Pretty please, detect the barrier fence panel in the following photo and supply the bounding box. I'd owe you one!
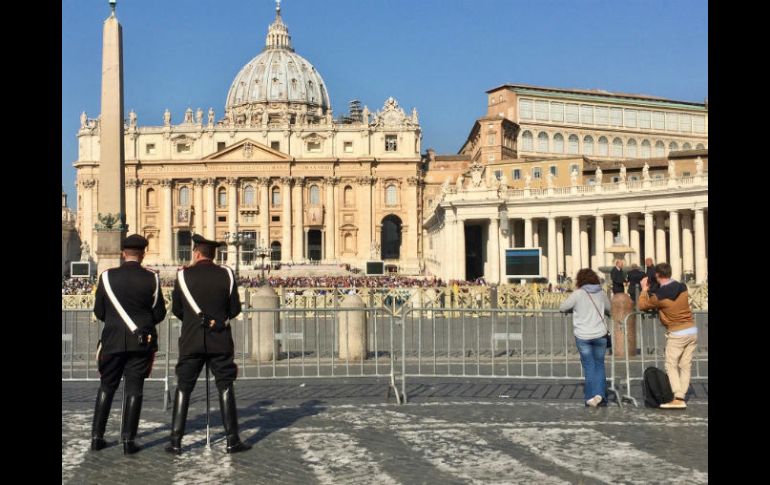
[399,308,622,405]
[620,311,708,407]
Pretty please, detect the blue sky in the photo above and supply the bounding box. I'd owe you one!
[62,0,707,205]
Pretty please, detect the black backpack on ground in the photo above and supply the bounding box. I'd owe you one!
[642,366,674,408]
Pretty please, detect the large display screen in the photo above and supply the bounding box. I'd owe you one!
[70,262,91,278]
[366,261,384,275]
[504,248,542,279]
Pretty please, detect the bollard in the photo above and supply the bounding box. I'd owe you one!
[338,294,367,361]
[251,285,279,362]
[611,292,637,358]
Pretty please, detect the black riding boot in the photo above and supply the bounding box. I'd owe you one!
[165,389,190,455]
[122,395,143,454]
[91,387,114,451]
[219,385,251,453]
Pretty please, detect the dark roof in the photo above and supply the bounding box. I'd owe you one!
[583,157,669,170]
[486,83,705,107]
[668,149,708,159]
[434,155,469,161]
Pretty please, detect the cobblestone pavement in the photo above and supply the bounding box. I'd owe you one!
[63,380,707,484]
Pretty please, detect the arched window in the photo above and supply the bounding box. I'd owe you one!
[641,140,651,158]
[696,143,705,150]
[272,186,281,207]
[385,184,397,206]
[655,141,665,157]
[626,139,638,158]
[669,141,679,152]
[583,136,594,155]
[682,142,692,150]
[537,132,549,152]
[344,185,354,207]
[243,185,255,206]
[521,131,533,151]
[567,134,579,154]
[146,188,156,207]
[179,186,190,206]
[309,184,320,205]
[611,137,623,157]
[598,136,609,156]
[553,133,564,153]
[218,187,227,208]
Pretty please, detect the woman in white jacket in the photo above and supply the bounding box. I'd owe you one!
[559,268,612,407]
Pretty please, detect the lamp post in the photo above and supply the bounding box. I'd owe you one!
[224,223,254,279]
[255,245,272,284]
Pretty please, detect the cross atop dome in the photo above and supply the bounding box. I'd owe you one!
[266,0,292,51]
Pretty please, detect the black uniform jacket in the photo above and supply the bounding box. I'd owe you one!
[172,260,241,355]
[94,261,167,354]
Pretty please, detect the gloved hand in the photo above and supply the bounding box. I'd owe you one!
[133,327,153,345]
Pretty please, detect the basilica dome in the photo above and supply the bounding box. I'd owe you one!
[224,4,331,121]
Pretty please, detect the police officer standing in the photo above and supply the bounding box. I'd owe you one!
[91,234,166,454]
[165,235,251,454]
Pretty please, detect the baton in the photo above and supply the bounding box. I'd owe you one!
[205,359,211,448]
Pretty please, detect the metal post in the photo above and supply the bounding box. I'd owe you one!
[205,360,211,448]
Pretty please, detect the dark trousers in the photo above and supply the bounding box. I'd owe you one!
[175,353,238,393]
[98,351,155,395]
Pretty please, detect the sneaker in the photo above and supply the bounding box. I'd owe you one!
[586,395,602,407]
[660,398,687,409]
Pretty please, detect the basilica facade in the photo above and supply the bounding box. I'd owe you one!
[75,5,423,273]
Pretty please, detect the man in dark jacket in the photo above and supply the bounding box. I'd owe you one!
[165,235,251,454]
[91,234,166,454]
[626,264,646,303]
[610,259,626,294]
[645,257,659,293]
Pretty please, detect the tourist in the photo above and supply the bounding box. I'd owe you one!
[611,259,626,294]
[626,264,646,303]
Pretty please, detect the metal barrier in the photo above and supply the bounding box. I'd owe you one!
[619,311,708,407]
[398,308,622,406]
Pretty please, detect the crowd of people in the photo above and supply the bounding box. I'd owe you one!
[61,278,95,295]
[239,275,491,289]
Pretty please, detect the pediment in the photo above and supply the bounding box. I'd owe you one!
[203,138,292,162]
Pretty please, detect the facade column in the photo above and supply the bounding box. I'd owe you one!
[304,229,309,261]
[258,177,271,247]
[629,215,640,266]
[192,178,204,236]
[570,216,581,277]
[160,179,173,264]
[579,218,589,272]
[594,214,605,272]
[324,177,338,262]
[694,208,707,283]
[556,219,565,279]
[357,177,372,261]
[406,177,419,269]
[79,180,96,250]
[125,179,139,235]
[681,212,694,279]
[669,210,681,281]
[620,213,630,264]
[226,177,238,266]
[644,212,654,264]
[204,178,216,241]
[488,218,500,284]
[456,218,466,281]
[293,179,305,262]
[280,177,293,262]
[603,215,614,266]
[547,217,557,284]
[523,217,533,247]
[655,213,667,264]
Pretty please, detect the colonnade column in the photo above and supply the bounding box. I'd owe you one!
[620,213,630,264]
[644,212,654,264]
[681,212,694,279]
[579,218,589,272]
[594,214,605,272]
[570,216,581,277]
[694,209,707,283]
[488,218,500,284]
[547,217,557,284]
[629,215,640,266]
[603,215,613,266]
[524,217,533,247]
[655,213,667,264]
[556,219,565,279]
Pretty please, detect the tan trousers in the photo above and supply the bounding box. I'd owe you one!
[664,333,698,400]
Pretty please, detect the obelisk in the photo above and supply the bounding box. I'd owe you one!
[95,0,126,273]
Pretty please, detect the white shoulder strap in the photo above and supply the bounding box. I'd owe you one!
[222,265,234,295]
[178,269,202,315]
[150,271,160,307]
[102,271,138,332]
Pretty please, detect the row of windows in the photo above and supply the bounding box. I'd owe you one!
[519,131,705,158]
[495,163,581,182]
[145,184,400,208]
[518,98,706,134]
[146,138,381,156]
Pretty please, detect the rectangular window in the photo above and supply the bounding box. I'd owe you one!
[679,114,691,133]
[683,171,691,177]
[610,107,623,126]
[550,102,564,122]
[343,141,353,153]
[145,143,156,155]
[271,215,280,222]
[692,115,706,133]
[639,110,651,129]
[666,112,678,131]
[513,169,521,180]
[217,142,226,151]
[494,170,502,180]
[519,99,533,119]
[652,111,665,130]
[569,163,579,174]
[487,134,496,145]
[217,216,226,222]
[565,103,579,123]
[270,141,280,151]
[176,143,191,153]
[533,167,542,179]
[535,100,549,120]
[385,135,398,151]
[549,166,557,176]
[580,105,594,124]
[624,109,637,128]
[595,106,609,125]
[307,141,321,152]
